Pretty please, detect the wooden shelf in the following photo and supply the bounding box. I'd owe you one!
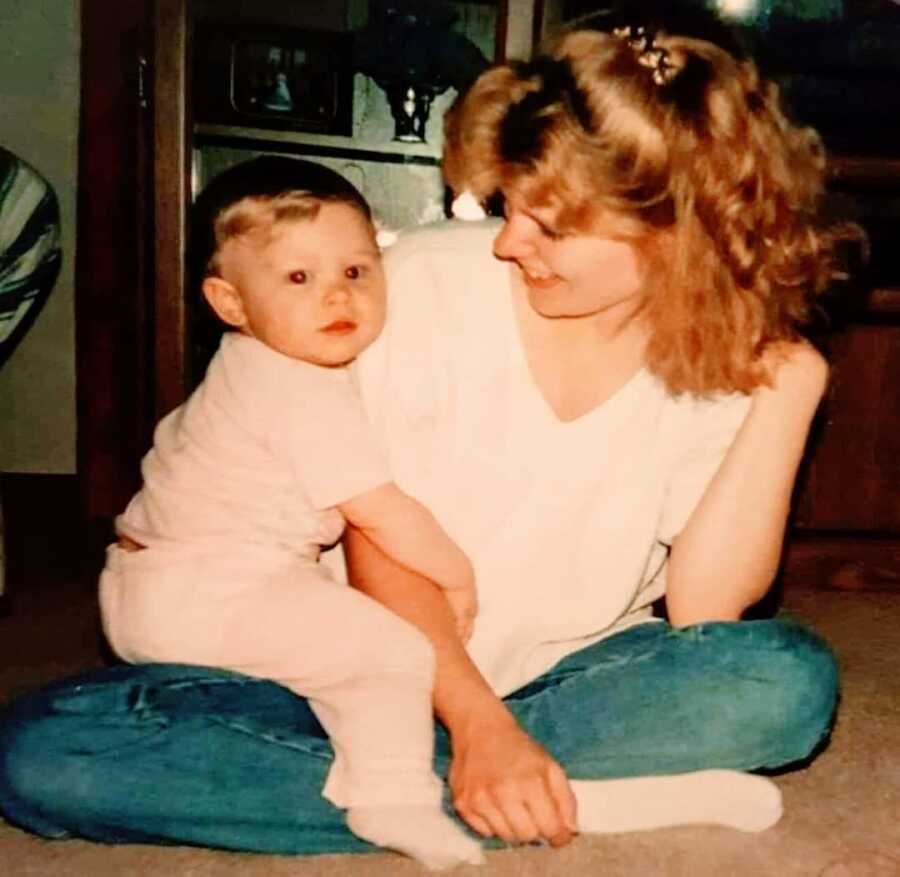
[194,124,442,166]
[828,155,900,185]
[195,120,442,160]
[868,287,900,319]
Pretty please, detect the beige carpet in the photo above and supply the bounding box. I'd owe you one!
[1,580,898,876]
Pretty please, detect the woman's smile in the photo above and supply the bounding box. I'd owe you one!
[520,269,561,291]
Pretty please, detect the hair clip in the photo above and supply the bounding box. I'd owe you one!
[612,25,678,86]
[613,25,649,53]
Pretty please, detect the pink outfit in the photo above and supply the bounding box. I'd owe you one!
[100,332,442,809]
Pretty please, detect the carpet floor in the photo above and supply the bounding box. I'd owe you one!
[1,577,898,876]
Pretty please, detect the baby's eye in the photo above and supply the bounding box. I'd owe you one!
[288,270,307,284]
[345,265,364,280]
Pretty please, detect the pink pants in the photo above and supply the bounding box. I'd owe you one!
[99,544,442,809]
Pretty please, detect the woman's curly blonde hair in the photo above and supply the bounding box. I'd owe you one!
[443,29,862,395]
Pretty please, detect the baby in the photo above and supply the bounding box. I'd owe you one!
[99,156,484,869]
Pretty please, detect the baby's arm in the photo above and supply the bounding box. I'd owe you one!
[338,484,477,641]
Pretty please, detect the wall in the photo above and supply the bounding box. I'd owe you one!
[0,0,80,473]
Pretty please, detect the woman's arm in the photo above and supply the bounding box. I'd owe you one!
[339,483,477,639]
[667,342,829,625]
[343,524,578,846]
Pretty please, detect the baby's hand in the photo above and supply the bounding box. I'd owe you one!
[443,583,478,643]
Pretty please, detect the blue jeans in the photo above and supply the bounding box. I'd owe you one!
[0,618,838,855]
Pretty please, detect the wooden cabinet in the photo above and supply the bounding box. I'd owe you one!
[796,323,900,534]
[762,8,900,588]
[785,281,900,589]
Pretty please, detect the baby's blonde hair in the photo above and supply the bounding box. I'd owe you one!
[193,155,373,283]
[206,192,338,277]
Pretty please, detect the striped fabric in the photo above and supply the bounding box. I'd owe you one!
[0,147,61,368]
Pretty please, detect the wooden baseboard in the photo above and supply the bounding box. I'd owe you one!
[781,534,900,591]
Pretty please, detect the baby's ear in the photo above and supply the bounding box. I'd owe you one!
[202,276,247,329]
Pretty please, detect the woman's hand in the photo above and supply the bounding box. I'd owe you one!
[345,525,576,845]
[449,713,578,847]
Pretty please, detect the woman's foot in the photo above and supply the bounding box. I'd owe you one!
[572,770,783,834]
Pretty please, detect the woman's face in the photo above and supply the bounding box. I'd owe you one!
[493,191,645,321]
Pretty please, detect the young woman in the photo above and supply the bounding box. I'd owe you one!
[0,18,854,858]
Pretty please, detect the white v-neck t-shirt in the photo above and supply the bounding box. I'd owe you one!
[344,219,751,697]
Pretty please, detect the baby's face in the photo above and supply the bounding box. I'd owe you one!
[218,202,386,367]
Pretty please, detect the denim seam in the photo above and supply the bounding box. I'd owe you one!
[159,678,265,692]
[208,716,332,761]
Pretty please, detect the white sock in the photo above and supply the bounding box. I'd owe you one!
[347,804,485,870]
[572,770,783,834]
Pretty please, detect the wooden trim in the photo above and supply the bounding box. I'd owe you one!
[531,0,545,52]
[781,535,900,592]
[153,0,191,419]
[76,0,154,517]
[867,288,900,319]
[495,0,509,63]
[828,155,900,185]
